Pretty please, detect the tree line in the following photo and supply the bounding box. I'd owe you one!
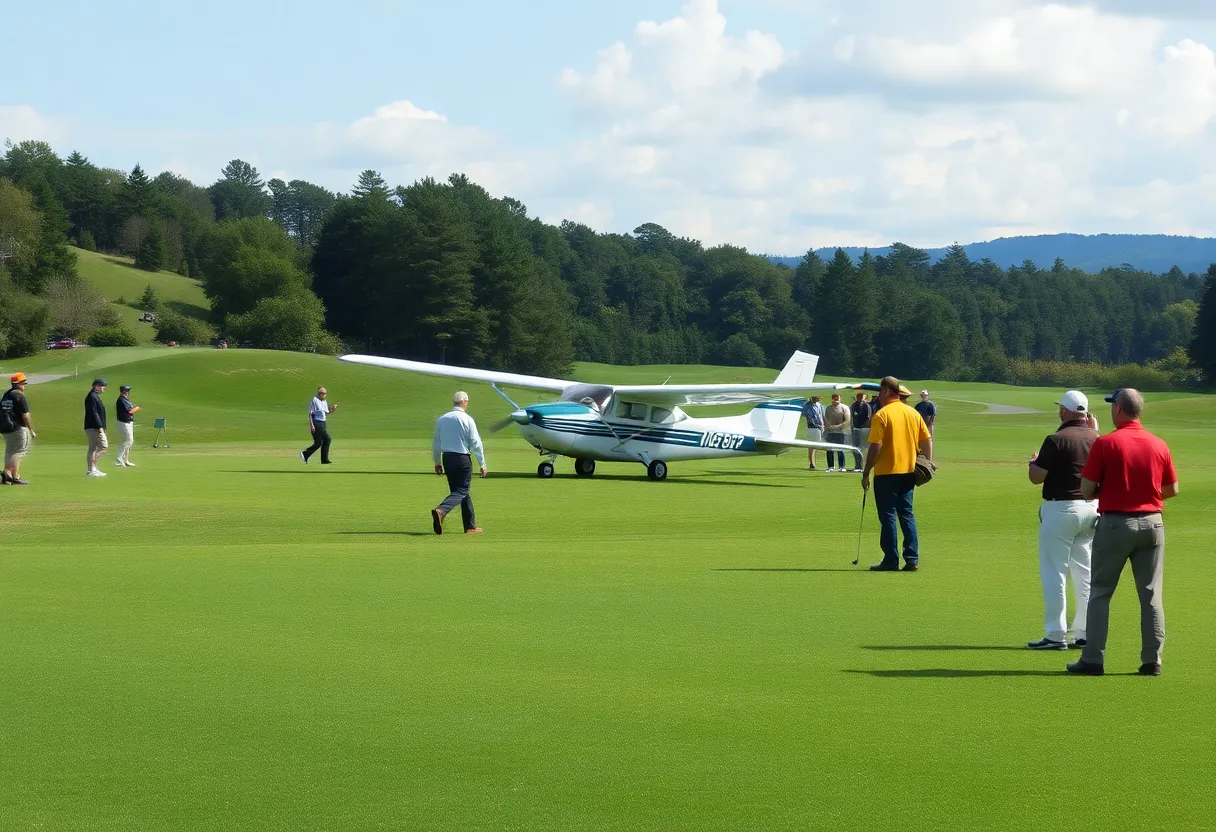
[2,138,1213,386]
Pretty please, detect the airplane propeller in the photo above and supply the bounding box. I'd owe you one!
[490,409,532,433]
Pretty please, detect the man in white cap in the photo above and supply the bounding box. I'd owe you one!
[1025,390,1098,650]
[914,390,936,437]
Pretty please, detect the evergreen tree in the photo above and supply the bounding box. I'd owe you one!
[118,163,155,220]
[209,159,270,220]
[812,249,857,373]
[352,170,389,199]
[1189,264,1216,380]
[135,223,166,271]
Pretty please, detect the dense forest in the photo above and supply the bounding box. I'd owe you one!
[2,139,1213,386]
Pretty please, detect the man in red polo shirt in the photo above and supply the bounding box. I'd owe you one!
[1066,389,1179,677]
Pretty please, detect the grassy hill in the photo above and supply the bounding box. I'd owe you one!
[0,349,1211,830]
[72,246,210,343]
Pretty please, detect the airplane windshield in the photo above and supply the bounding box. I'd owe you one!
[559,383,614,412]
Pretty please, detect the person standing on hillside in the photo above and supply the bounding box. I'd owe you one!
[862,376,933,571]
[1026,390,1098,651]
[114,385,141,467]
[916,390,937,437]
[1,373,35,485]
[823,393,851,472]
[84,378,109,477]
[1067,389,1179,677]
[301,387,338,465]
[801,395,825,470]
[849,392,872,473]
[431,391,487,535]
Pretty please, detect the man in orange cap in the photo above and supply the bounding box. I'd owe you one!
[2,372,36,485]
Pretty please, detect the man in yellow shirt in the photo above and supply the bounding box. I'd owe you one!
[861,376,933,571]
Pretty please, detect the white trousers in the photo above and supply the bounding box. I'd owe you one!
[117,421,134,463]
[1038,500,1097,641]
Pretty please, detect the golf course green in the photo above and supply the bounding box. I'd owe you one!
[1,348,1212,830]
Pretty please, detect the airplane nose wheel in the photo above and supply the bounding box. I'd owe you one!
[575,458,596,477]
[537,461,555,478]
[646,460,668,481]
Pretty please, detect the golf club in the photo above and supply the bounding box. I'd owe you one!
[852,489,867,565]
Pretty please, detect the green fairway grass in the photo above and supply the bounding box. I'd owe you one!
[1,351,1212,830]
[72,246,210,343]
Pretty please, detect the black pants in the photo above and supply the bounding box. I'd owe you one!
[303,421,331,463]
[438,452,476,531]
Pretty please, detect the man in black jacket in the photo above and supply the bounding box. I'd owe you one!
[84,378,109,477]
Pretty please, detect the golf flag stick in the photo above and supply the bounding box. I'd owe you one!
[852,490,868,565]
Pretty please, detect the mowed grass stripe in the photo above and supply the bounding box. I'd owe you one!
[0,350,1212,830]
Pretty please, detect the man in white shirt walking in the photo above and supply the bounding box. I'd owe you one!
[301,387,338,464]
[432,390,487,535]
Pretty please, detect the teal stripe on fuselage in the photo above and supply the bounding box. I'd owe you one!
[532,419,705,447]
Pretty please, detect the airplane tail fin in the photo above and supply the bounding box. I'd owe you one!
[748,351,818,440]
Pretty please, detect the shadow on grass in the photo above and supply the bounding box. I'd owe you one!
[230,470,795,488]
[337,531,434,537]
[714,567,865,573]
[861,645,1027,652]
[845,669,1066,678]
[165,300,210,321]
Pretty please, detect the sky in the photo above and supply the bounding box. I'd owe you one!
[3,0,1216,253]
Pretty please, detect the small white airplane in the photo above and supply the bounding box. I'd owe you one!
[339,351,876,480]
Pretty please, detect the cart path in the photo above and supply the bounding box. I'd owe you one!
[942,397,1041,415]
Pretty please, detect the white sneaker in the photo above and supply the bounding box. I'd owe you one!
[852,468,862,473]
[826,467,836,472]
[87,470,107,477]
[116,461,126,467]
[124,462,135,467]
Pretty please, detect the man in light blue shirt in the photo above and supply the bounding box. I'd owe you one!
[301,387,338,464]
[800,395,825,470]
[431,390,487,535]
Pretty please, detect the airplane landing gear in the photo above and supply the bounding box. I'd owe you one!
[646,460,668,481]
[575,458,596,477]
[537,461,555,478]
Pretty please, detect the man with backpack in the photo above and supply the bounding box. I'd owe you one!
[1,372,35,485]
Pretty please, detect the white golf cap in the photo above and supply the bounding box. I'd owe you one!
[920,389,929,395]
[1057,390,1088,413]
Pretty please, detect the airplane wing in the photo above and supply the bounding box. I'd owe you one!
[338,355,571,393]
[614,381,878,407]
[753,437,861,454]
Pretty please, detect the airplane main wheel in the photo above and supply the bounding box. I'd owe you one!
[646,460,668,481]
[575,458,596,477]
[537,462,555,478]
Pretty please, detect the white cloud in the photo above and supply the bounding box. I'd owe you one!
[0,105,70,145]
[5,1,1216,251]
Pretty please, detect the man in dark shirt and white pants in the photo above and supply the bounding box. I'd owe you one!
[1068,389,1179,676]
[84,378,109,477]
[115,385,141,467]
[431,391,487,535]
[1026,390,1098,650]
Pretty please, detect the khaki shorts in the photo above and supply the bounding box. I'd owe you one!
[86,428,109,454]
[4,427,30,464]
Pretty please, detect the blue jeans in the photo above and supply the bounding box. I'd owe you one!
[874,473,918,567]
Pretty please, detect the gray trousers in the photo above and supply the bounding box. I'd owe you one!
[1081,513,1165,666]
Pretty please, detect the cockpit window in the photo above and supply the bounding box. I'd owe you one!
[651,406,672,423]
[617,401,648,420]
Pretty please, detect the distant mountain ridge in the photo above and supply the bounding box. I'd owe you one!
[767,234,1216,275]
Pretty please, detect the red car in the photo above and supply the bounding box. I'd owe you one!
[46,338,77,350]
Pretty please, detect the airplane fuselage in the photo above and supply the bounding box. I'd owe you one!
[516,401,767,465]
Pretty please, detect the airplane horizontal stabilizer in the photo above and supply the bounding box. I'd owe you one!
[753,438,862,455]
